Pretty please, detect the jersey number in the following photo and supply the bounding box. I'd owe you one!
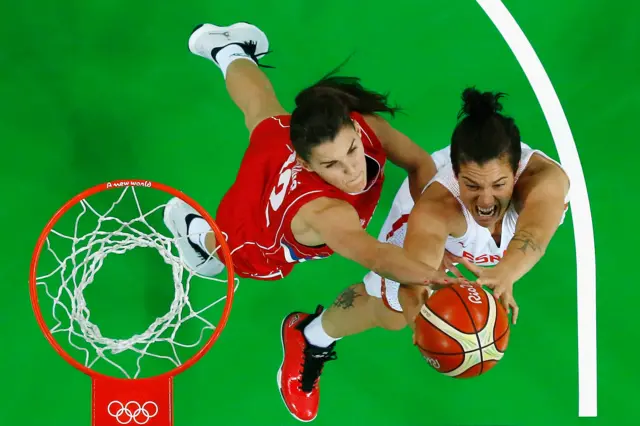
[265,153,296,227]
[269,169,292,211]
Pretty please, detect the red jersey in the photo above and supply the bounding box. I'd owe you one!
[215,112,386,280]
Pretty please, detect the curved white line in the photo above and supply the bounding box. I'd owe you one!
[476,0,598,417]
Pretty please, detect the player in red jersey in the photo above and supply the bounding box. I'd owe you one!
[162,21,468,421]
[164,21,464,287]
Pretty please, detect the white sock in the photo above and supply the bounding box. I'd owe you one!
[214,44,255,79]
[303,311,340,348]
[187,217,212,253]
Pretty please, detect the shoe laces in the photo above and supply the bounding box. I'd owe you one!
[298,344,337,393]
[241,40,274,69]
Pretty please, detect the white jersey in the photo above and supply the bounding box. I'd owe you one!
[427,143,569,266]
[362,142,570,312]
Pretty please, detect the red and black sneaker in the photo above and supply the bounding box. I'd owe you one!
[277,305,337,422]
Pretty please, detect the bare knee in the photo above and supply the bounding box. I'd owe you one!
[359,283,407,331]
[372,300,407,331]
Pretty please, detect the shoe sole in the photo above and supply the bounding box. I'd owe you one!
[187,22,268,57]
[163,198,203,269]
[163,198,193,269]
[163,198,226,276]
[163,198,183,239]
[277,314,316,423]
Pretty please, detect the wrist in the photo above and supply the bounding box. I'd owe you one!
[492,261,521,284]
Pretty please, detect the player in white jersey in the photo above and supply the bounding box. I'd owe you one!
[279,87,571,419]
[358,138,569,323]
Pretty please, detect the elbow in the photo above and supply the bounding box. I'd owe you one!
[411,156,433,176]
[422,152,438,173]
[416,157,438,183]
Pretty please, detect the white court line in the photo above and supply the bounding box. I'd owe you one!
[476,0,598,417]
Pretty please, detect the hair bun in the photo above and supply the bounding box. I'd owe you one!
[460,87,505,120]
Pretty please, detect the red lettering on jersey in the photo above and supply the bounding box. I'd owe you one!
[462,251,502,264]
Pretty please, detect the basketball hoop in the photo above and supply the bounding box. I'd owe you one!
[29,179,238,426]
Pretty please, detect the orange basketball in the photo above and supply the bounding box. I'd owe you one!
[414,283,510,378]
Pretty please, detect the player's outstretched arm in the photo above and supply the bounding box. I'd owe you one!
[299,197,460,287]
[403,188,458,272]
[493,158,570,283]
[363,114,437,201]
[398,186,461,325]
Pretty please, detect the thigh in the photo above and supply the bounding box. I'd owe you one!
[370,287,407,331]
[224,60,288,133]
[245,105,288,134]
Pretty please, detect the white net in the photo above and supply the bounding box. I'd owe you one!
[34,185,239,379]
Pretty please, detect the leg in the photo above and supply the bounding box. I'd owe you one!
[317,276,427,343]
[320,283,407,338]
[276,280,412,423]
[275,283,407,423]
[225,59,287,133]
[277,178,417,421]
[314,280,428,354]
[164,22,287,272]
[188,23,287,133]
[320,177,417,337]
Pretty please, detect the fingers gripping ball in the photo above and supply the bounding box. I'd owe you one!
[414,283,510,378]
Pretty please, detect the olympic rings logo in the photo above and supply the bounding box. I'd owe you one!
[107,400,158,424]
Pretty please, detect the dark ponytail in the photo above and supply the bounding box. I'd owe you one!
[458,88,505,120]
[290,60,400,162]
[294,74,400,117]
[450,87,521,175]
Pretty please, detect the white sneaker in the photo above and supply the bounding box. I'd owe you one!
[163,197,226,277]
[188,22,270,68]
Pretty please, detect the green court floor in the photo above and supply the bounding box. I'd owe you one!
[2,0,638,425]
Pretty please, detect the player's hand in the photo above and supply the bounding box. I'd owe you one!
[422,268,471,288]
[440,250,464,277]
[424,262,470,291]
[407,287,431,345]
[440,251,484,278]
[475,269,519,325]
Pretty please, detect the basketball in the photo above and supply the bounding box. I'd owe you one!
[414,283,510,378]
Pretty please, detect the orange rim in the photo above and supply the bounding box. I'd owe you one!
[29,179,236,382]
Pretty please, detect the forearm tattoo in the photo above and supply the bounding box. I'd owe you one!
[511,230,541,254]
[332,285,362,309]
